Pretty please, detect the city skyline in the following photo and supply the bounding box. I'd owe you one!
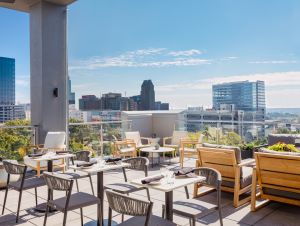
[1,0,300,108]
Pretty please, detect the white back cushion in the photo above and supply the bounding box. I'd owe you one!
[196,134,204,148]
[125,131,142,146]
[44,132,66,149]
[171,131,188,145]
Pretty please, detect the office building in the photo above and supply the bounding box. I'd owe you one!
[155,101,170,110]
[140,80,155,110]
[79,95,102,110]
[68,76,75,105]
[101,93,122,110]
[0,57,15,105]
[213,80,266,113]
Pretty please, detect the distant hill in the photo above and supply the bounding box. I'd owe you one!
[267,108,300,115]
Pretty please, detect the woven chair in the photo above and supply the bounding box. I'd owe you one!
[64,150,95,195]
[2,160,46,223]
[106,189,176,226]
[104,157,150,201]
[43,172,100,226]
[162,167,223,226]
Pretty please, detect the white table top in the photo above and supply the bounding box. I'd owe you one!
[131,174,205,192]
[29,153,75,161]
[69,162,130,174]
[140,146,175,153]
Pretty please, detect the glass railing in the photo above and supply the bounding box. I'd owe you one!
[68,120,132,157]
[0,124,36,160]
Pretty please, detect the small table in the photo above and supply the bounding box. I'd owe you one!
[70,161,130,226]
[140,146,174,168]
[29,153,75,212]
[131,174,205,221]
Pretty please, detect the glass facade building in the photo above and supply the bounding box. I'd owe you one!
[0,57,15,105]
[213,80,266,114]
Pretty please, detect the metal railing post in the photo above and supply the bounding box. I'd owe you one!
[100,124,104,157]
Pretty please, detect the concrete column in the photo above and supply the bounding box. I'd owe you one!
[30,1,67,143]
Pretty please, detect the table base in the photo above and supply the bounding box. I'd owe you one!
[84,219,118,226]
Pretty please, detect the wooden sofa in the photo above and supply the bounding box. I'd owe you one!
[251,150,300,211]
[194,143,255,207]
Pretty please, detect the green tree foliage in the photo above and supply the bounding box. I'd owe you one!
[0,119,31,160]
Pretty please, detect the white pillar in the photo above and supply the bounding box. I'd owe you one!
[30,1,68,143]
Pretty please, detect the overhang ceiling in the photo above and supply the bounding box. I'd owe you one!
[0,0,76,12]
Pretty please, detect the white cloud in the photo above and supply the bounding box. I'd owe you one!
[249,60,298,64]
[168,49,202,56]
[69,48,209,70]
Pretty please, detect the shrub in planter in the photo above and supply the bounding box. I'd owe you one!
[267,142,299,152]
[239,143,255,159]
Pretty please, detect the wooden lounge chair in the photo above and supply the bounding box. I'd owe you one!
[251,150,300,211]
[23,131,66,177]
[163,130,188,158]
[180,134,204,167]
[194,143,255,207]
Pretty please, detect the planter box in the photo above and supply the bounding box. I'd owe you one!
[241,149,254,159]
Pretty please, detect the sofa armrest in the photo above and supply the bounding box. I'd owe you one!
[238,158,256,167]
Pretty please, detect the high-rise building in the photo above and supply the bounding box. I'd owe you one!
[212,80,266,113]
[101,93,122,110]
[68,76,75,105]
[140,80,155,110]
[79,95,102,110]
[0,57,15,105]
[130,95,141,110]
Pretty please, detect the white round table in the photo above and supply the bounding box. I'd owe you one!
[140,146,175,168]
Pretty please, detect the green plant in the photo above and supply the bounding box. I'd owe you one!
[268,142,299,152]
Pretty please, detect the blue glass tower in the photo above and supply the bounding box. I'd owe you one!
[212,81,266,113]
[0,57,15,105]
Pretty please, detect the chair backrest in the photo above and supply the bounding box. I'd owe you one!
[3,160,27,175]
[43,172,73,191]
[122,157,149,176]
[75,150,90,162]
[255,152,300,196]
[195,134,204,148]
[106,189,153,226]
[171,130,188,145]
[44,131,66,149]
[125,131,142,146]
[198,145,240,179]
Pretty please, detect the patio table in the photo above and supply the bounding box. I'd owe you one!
[28,153,75,212]
[131,173,205,221]
[140,146,175,168]
[70,160,130,226]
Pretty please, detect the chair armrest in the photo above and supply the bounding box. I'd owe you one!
[115,140,136,148]
[163,137,172,146]
[238,158,256,167]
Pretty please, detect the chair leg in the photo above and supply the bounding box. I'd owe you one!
[146,188,151,201]
[189,218,192,226]
[16,190,23,223]
[63,211,68,226]
[89,175,95,195]
[75,179,79,192]
[108,207,112,226]
[161,206,165,218]
[2,186,8,215]
[218,208,223,226]
[80,208,84,226]
[43,203,50,226]
[35,187,38,206]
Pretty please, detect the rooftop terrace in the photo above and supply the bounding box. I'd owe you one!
[0,158,299,226]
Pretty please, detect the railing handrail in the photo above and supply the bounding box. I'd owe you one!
[69,120,132,126]
[0,125,34,129]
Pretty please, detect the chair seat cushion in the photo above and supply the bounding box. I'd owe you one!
[263,188,300,200]
[10,176,46,191]
[104,182,143,193]
[118,215,176,226]
[50,192,100,211]
[120,147,136,153]
[62,170,89,179]
[164,144,178,149]
[222,166,252,189]
[24,156,64,169]
[182,147,197,153]
[167,198,217,218]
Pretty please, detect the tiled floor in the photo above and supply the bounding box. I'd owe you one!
[0,158,300,226]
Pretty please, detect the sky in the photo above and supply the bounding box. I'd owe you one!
[1,0,300,109]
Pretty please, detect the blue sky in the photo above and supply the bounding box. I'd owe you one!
[1,0,300,108]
